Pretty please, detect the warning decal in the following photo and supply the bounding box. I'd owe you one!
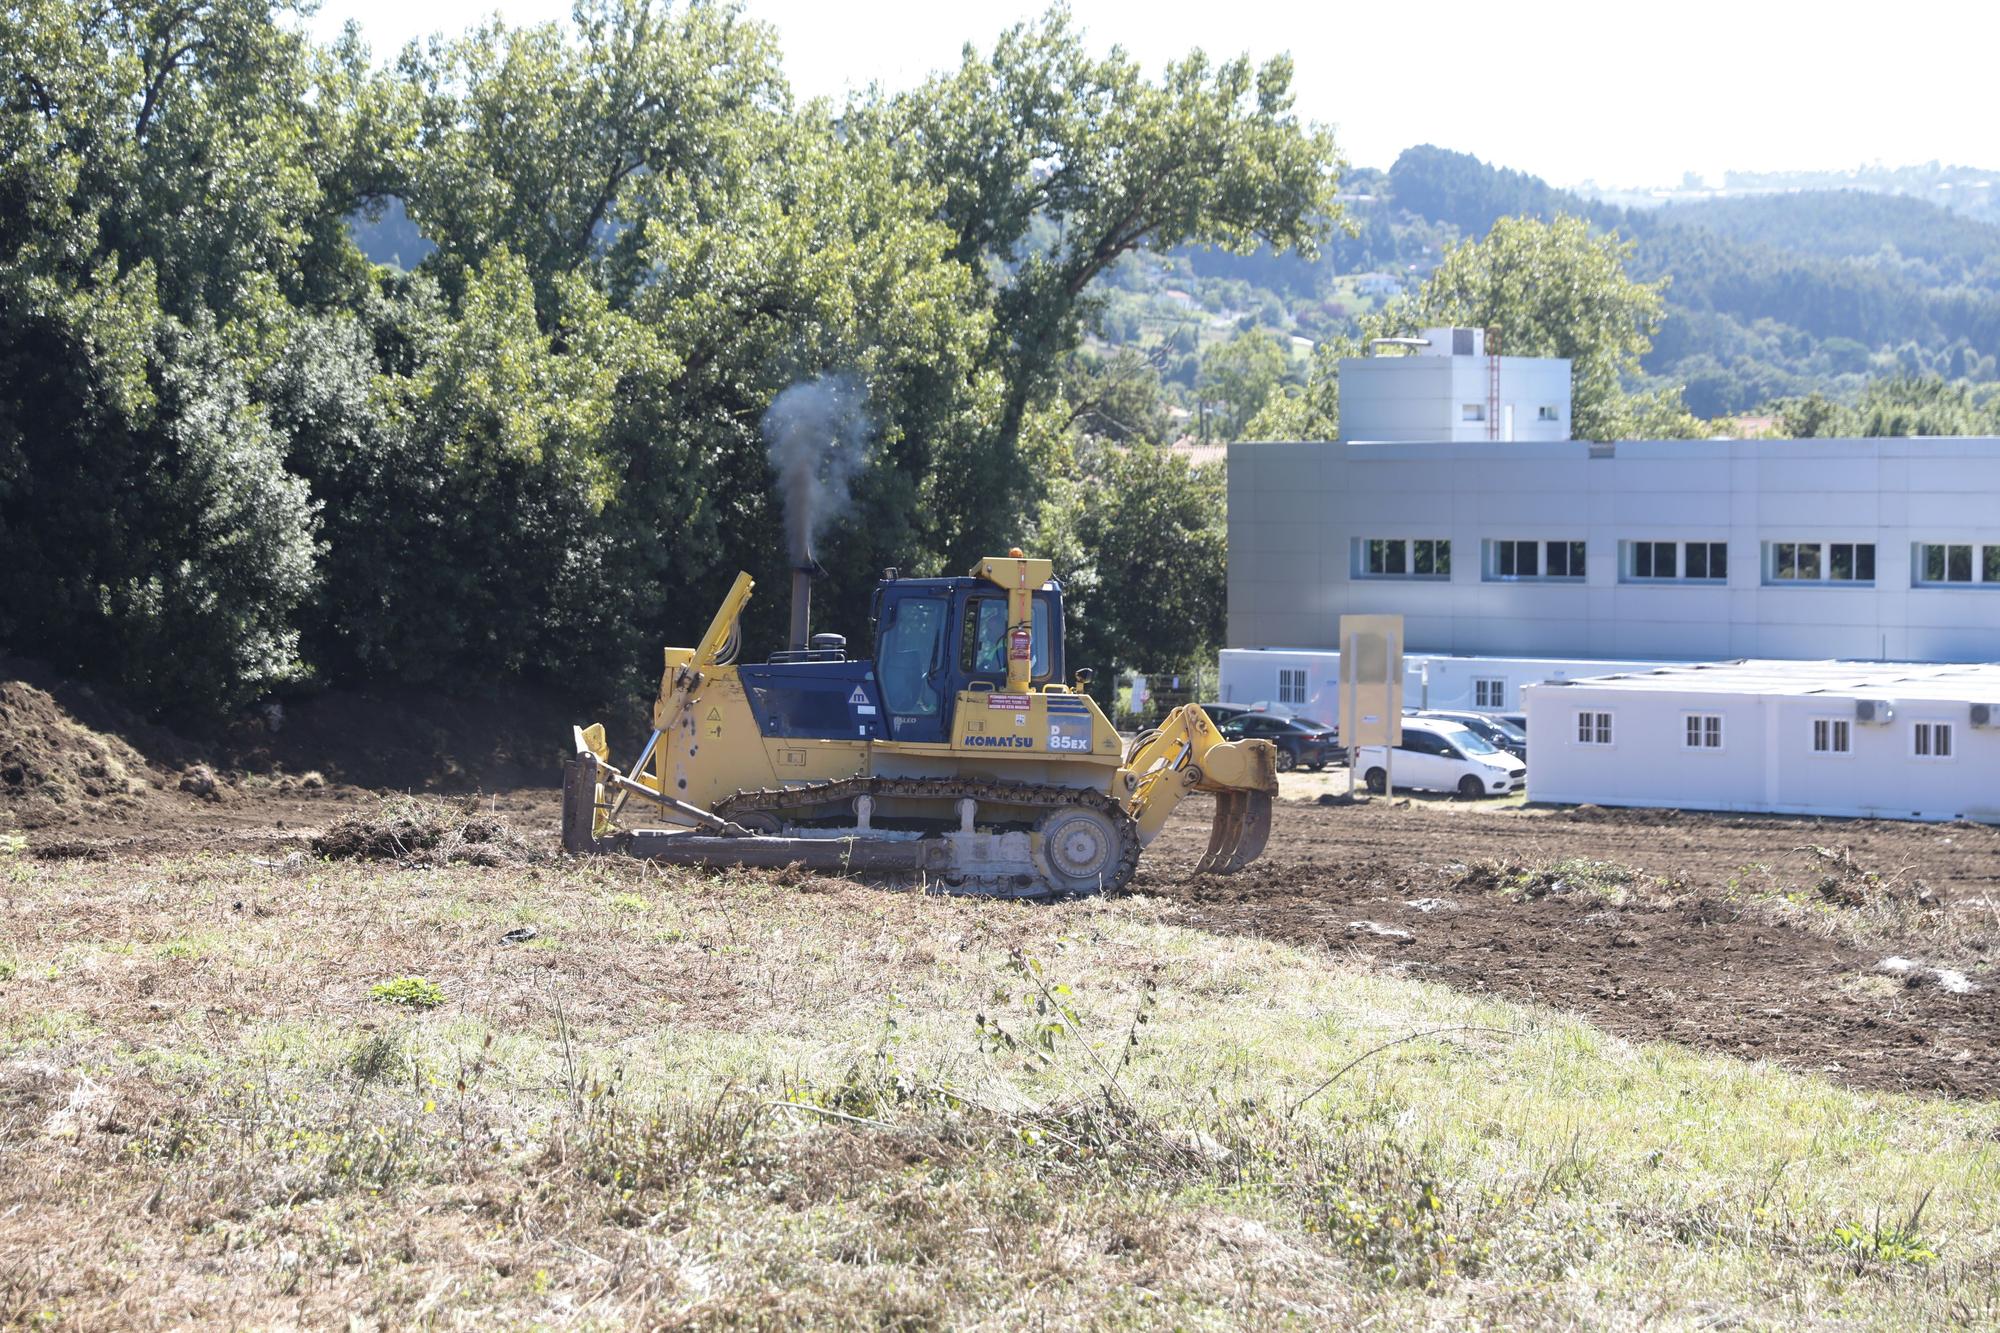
[987,694,1032,710]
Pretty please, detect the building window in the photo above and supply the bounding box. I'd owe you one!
[1474,678,1506,709]
[1683,542,1728,581]
[1461,403,1486,422]
[1277,668,1307,706]
[1357,538,1449,579]
[1621,540,1727,583]
[1575,711,1613,746]
[1915,542,1998,586]
[1486,540,1584,582]
[1913,722,1954,759]
[1684,714,1723,749]
[1537,404,1560,422]
[1830,543,1875,582]
[1629,541,1678,580]
[1766,541,1874,584]
[1545,540,1587,579]
[1811,717,1851,755]
[1773,542,1820,580]
[1495,540,1537,578]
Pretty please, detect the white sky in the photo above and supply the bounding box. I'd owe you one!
[307,0,2000,188]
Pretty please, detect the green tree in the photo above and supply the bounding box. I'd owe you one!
[1381,215,1698,442]
[854,5,1341,557]
[1059,348,1171,444]
[0,0,337,713]
[1035,442,1226,698]
[1197,328,1287,439]
[401,0,784,313]
[1243,337,1346,440]
[1768,375,1998,439]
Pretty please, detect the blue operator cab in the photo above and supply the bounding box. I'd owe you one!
[735,569,1065,746]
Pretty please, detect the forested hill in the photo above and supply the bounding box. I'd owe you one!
[1161,145,2000,417]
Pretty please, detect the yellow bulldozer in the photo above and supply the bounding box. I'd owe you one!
[563,551,1277,897]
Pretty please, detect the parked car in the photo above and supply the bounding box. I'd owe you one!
[1409,709,1528,763]
[1219,713,1342,771]
[1352,719,1526,798]
[1199,700,1294,725]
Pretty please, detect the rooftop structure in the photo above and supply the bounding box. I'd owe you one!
[1338,326,1571,443]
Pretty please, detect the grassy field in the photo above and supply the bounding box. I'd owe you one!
[3,822,1997,1328]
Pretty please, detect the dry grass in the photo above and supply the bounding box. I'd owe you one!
[1,828,1997,1327]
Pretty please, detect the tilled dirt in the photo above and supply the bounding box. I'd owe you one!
[1137,796,2000,1099]
[14,716,2000,1101]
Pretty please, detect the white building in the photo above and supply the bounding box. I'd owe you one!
[1218,330,2000,823]
[1339,327,1572,443]
[1218,647,1667,724]
[1226,432,2000,676]
[1524,660,2000,822]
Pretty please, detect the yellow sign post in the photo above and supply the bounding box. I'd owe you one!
[1338,614,1404,797]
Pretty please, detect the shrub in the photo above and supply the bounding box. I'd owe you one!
[371,976,446,1008]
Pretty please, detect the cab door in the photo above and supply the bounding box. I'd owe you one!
[873,589,952,743]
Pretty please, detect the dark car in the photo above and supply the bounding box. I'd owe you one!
[1220,713,1342,771]
[1410,709,1528,763]
[1198,701,1256,726]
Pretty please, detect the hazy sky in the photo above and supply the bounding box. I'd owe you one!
[308,0,1998,188]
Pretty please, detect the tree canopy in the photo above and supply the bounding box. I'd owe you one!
[0,0,1341,716]
[1375,215,1702,441]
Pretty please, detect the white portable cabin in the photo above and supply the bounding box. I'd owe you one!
[1218,647,1671,723]
[1524,660,2000,822]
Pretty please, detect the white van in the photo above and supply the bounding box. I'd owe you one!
[1352,719,1526,798]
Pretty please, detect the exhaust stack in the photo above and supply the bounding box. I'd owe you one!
[789,567,812,652]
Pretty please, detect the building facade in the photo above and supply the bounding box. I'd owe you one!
[1227,434,2000,666]
[1524,660,2000,822]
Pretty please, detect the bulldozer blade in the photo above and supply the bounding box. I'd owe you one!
[621,829,952,873]
[1196,789,1246,875]
[561,755,604,855]
[1223,789,1273,872]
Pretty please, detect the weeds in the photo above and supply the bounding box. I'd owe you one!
[1822,1190,1940,1272]
[1457,857,1647,904]
[370,976,445,1008]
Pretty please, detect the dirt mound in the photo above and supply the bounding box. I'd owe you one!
[310,796,542,867]
[0,680,154,826]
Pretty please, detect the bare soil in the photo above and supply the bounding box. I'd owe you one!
[28,775,2000,1101]
[1139,795,2000,1100]
[8,648,1998,1103]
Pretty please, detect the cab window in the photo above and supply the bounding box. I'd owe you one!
[879,595,949,716]
[961,596,1051,679]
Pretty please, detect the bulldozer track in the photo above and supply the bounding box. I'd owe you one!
[713,775,1142,895]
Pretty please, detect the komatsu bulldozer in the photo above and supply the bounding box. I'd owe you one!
[562,551,1277,897]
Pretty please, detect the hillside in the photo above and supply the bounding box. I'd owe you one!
[1057,147,2000,423]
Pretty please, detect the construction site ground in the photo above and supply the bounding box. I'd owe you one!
[7,682,2000,1323]
[22,767,2000,1101]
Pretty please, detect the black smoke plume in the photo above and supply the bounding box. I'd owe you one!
[762,373,871,566]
